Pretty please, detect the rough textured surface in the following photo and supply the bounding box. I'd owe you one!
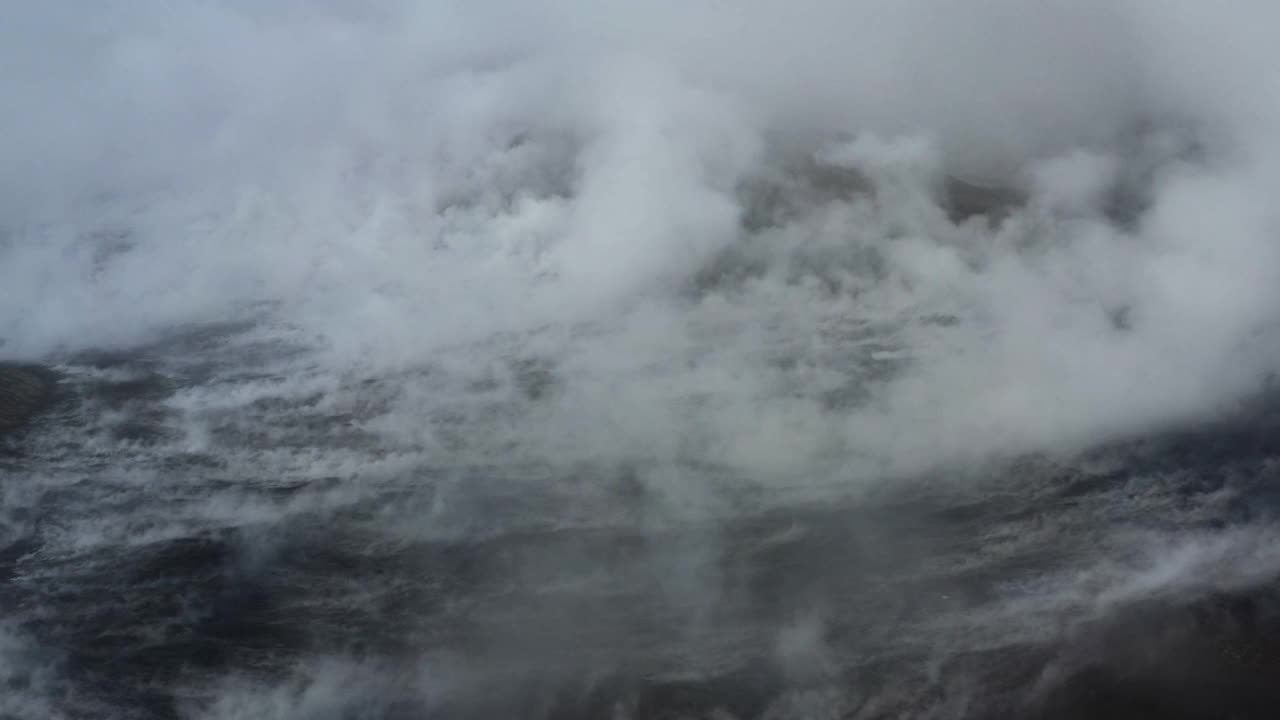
[0,364,53,435]
[5,339,1280,719]
[5,351,1280,718]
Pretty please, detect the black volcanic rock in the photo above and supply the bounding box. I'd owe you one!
[0,363,53,435]
[943,176,1025,223]
[1022,585,1280,720]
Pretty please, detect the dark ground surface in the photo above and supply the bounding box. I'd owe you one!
[5,361,1280,719]
[0,365,54,436]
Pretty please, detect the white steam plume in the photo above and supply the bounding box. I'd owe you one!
[2,0,1279,477]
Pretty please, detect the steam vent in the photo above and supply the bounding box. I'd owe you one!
[0,364,53,435]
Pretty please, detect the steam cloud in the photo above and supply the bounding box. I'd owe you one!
[6,2,1278,480]
[6,2,1280,717]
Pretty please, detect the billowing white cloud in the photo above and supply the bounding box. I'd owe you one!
[3,0,1279,477]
